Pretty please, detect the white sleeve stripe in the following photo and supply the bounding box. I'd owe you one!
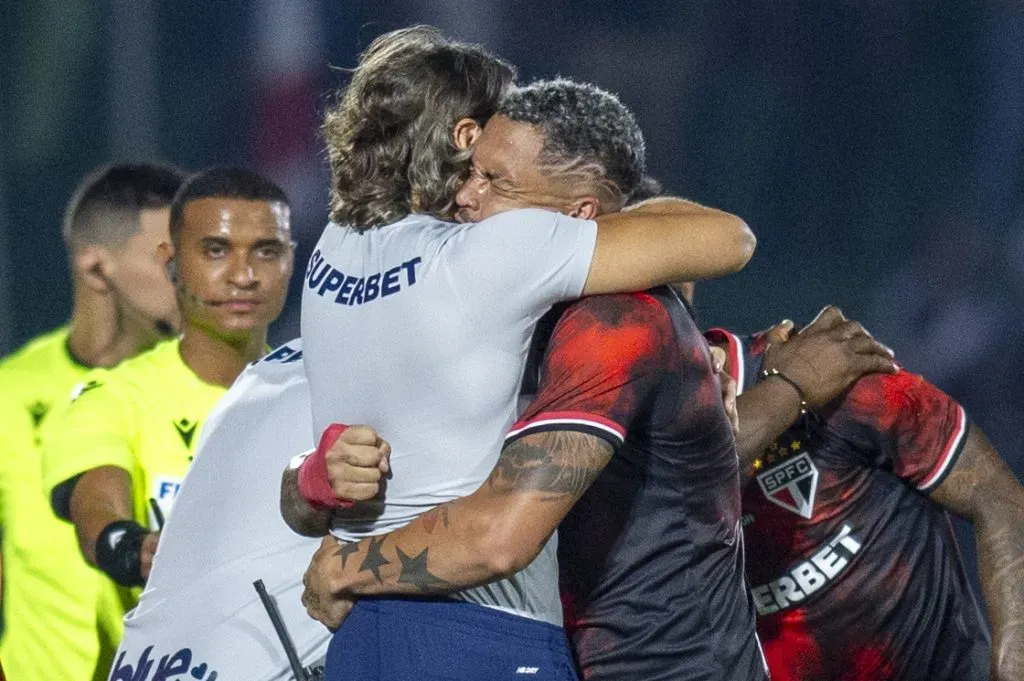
[918,406,968,492]
[505,418,626,444]
[734,333,746,396]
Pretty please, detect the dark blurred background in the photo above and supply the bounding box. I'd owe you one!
[2,0,1022,603]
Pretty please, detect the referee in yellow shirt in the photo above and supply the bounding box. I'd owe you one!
[0,163,184,681]
[44,167,294,603]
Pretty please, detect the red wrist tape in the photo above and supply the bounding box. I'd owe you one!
[298,423,355,510]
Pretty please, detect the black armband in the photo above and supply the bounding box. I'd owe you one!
[95,520,148,587]
[50,473,84,520]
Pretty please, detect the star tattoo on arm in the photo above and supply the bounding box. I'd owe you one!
[396,547,450,592]
[358,535,391,584]
[335,541,360,569]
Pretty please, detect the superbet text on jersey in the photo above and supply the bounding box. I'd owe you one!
[301,209,597,624]
[708,329,989,681]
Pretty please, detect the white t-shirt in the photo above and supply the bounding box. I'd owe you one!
[110,341,327,681]
[301,210,597,624]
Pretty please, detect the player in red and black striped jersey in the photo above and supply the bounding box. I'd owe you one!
[525,287,766,681]
[708,315,1024,681]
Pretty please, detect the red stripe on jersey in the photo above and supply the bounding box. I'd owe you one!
[704,327,744,393]
[917,405,968,492]
[507,410,627,443]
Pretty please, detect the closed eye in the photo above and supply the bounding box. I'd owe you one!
[254,244,284,260]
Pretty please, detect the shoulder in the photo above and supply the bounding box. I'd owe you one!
[0,327,69,379]
[466,208,594,240]
[68,366,120,404]
[114,339,183,383]
[0,386,27,433]
[0,328,87,408]
[255,339,304,367]
[841,368,934,416]
[550,292,675,363]
[562,291,672,327]
[237,340,305,385]
[219,343,307,411]
[830,367,954,435]
[66,344,180,405]
[476,208,560,229]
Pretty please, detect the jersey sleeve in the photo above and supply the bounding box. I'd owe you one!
[41,371,139,500]
[833,369,969,493]
[704,327,769,395]
[444,208,597,333]
[507,293,674,450]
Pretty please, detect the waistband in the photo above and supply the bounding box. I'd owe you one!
[357,597,566,643]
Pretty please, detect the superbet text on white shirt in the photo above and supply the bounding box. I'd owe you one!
[301,209,597,624]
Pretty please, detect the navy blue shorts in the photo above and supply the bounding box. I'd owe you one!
[324,597,579,681]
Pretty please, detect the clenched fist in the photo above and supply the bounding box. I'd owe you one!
[323,425,392,502]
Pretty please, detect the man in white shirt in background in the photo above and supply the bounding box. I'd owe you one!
[108,340,327,681]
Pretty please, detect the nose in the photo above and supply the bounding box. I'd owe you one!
[228,253,259,290]
[455,174,483,215]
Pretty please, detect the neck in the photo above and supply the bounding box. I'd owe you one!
[179,325,267,388]
[66,286,161,369]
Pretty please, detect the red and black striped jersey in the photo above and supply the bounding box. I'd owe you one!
[512,289,767,681]
[707,328,990,681]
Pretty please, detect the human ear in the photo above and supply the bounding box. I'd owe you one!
[74,246,113,293]
[568,197,601,220]
[452,117,483,151]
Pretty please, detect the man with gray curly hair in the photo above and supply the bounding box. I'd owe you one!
[298,78,769,681]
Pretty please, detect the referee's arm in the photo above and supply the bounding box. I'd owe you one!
[54,467,160,588]
[43,381,157,588]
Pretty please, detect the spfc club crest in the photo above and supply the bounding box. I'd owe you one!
[757,451,819,519]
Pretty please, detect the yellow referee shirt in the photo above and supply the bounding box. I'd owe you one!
[43,338,226,546]
[0,327,122,681]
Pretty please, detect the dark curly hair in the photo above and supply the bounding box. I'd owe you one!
[498,79,646,210]
[323,26,516,229]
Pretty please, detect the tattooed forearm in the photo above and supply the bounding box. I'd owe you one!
[420,506,450,534]
[326,430,615,599]
[335,540,360,568]
[280,467,333,537]
[487,431,613,497]
[932,427,1024,681]
[396,547,451,591]
[978,519,1024,681]
[358,536,391,584]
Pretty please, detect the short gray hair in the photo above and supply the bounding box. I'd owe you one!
[498,79,645,209]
